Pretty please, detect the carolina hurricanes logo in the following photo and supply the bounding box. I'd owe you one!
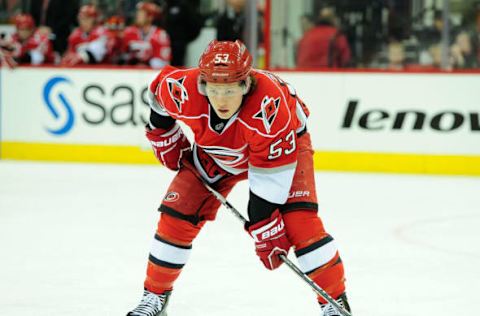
[194,144,248,182]
[164,192,180,202]
[254,96,281,134]
[201,145,247,167]
[166,76,188,112]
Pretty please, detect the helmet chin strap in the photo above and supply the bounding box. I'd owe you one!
[197,76,252,96]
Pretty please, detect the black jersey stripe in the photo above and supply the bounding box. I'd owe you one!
[158,204,204,225]
[148,254,185,270]
[295,235,334,257]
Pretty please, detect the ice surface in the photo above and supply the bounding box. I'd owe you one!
[1,161,479,316]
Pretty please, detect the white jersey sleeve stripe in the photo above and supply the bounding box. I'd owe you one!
[148,89,170,116]
[295,100,308,133]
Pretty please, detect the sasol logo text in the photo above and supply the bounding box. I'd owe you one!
[81,84,149,127]
[342,100,480,132]
[42,76,150,136]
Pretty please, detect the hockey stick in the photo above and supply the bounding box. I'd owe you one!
[196,174,352,316]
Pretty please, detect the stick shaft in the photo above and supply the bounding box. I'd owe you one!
[202,182,352,316]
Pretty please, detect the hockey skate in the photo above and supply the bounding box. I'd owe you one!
[126,289,171,316]
[320,293,351,316]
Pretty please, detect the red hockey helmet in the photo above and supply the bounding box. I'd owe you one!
[198,40,253,83]
[136,1,161,18]
[14,14,35,29]
[78,4,98,19]
[105,15,125,30]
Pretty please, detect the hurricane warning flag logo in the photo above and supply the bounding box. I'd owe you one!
[254,96,281,133]
[166,76,188,112]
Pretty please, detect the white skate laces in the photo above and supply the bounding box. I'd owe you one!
[321,302,343,316]
[320,295,350,316]
[127,290,171,316]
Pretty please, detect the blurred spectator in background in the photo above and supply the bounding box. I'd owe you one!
[451,31,477,68]
[387,41,406,70]
[471,5,480,67]
[216,0,245,41]
[29,0,79,55]
[121,1,171,69]
[386,1,411,43]
[417,10,444,48]
[427,44,444,69]
[294,14,315,62]
[0,13,54,67]
[164,0,203,66]
[104,15,125,64]
[417,10,458,50]
[300,13,315,35]
[296,6,351,68]
[61,4,109,66]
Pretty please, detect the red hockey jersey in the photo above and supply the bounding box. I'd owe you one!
[122,25,171,68]
[148,66,309,204]
[66,26,109,63]
[105,29,122,64]
[10,30,54,64]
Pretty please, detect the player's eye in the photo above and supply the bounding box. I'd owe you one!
[206,88,218,96]
[206,86,242,97]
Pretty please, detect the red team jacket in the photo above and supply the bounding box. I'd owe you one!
[148,66,309,204]
[10,31,54,64]
[122,26,171,68]
[105,29,122,64]
[297,24,351,68]
[66,26,109,63]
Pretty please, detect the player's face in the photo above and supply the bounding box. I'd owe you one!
[17,27,33,41]
[79,16,95,32]
[205,82,244,119]
[136,10,149,27]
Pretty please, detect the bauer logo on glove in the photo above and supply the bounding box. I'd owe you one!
[247,210,291,270]
[250,215,286,243]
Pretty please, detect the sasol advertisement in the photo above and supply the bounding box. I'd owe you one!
[1,67,155,145]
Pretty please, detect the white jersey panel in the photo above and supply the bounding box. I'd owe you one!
[248,163,297,204]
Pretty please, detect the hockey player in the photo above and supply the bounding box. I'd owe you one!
[104,15,125,64]
[127,40,351,316]
[121,1,171,69]
[61,5,109,66]
[0,14,54,66]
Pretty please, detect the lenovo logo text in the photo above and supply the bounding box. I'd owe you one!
[342,100,480,132]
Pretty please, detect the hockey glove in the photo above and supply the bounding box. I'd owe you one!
[0,46,18,69]
[247,210,291,270]
[146,123,191,171]
[60,51,88,66]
